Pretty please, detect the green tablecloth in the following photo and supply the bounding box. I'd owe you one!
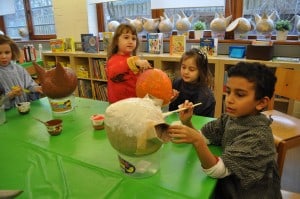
[0,97,222,199]
[20,59,43,68]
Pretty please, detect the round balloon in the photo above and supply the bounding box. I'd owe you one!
[136,69,173,106]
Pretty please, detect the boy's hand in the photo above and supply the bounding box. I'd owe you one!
[168,125,202,144]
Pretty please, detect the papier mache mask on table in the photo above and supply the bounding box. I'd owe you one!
[105,97,171,157]
[33,62,77,98]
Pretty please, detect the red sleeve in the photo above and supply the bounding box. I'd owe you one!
[107,55,129,79]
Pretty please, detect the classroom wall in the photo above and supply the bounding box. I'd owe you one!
[52,0,90,41]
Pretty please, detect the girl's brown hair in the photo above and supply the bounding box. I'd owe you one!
[180,48,213,88]
[0,35,20,61]
[107,24,139,59]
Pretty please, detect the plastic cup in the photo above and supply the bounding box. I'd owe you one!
[16,102,30,115]
[48,95,75,114]
[46,119,63,136]
[90,114,105,130]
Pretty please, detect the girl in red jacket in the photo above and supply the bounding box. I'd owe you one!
[106,24,152,103]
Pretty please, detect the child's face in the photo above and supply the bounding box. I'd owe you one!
[117,32,137,55]
[0,43,12,66]
[225,76,263,117]
[180,57,199,83]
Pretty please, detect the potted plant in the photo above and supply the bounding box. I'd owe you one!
[275,19,291,40]
[193,21,206,39]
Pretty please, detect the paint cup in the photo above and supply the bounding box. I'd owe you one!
[90,114,105,130]
[46,119,63,136]
[16,102,30,115]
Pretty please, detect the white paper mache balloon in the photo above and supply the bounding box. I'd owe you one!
[104,97,170,157]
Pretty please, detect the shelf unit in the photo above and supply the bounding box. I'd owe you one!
[42,51,300,118]
[43,51,108,101]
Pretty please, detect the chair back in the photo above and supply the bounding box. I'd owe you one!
[275,67,300,100]
[269,68,300,110]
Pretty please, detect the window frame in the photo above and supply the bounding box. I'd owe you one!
[1,0,298,42]
[0,0,56,40]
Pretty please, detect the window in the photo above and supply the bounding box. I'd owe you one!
[102,0,224,34]
[2,0,56,40]
[243,0,300,35]
[100,0,299,40]
[102,0,151,31]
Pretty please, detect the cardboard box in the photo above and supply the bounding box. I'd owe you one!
[246,45,274,61]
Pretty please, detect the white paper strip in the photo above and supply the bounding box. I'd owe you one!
[87,0,118,4]
[150,0,224,9]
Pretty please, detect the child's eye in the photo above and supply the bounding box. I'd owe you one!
[225,88,230,94]
[236,92,245,97]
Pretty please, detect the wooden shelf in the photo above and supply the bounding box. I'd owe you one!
[42,51,300,117]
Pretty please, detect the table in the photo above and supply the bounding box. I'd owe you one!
[0,97,222,199]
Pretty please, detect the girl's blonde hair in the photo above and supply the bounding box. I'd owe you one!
[107,24,139,59]
[0,35,20,61]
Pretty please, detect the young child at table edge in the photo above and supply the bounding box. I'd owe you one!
[0,35,43,110]
[106,24,152,104]
[169,48,215,117]
[168,62,281,199]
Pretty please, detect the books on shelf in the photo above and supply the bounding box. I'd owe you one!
[199,38,217,56]
[102,32,114,52]
[81,34,99,53]
[94,82,108,101]
[91,59,107,80]
[77,80,93,98]
[50,39,65,52]
[76,65,90,78]
[147,33,163,54]
[169,35,186,55]
[65,37,75,52]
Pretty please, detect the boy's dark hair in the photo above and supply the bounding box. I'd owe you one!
[0,35,20,60]
[107,23,139,59]
[227,62,277,100]
[180,48,212,87]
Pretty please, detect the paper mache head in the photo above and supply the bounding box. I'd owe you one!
[33,62,77,99]
[254,11,276,33]
[158,12,174,33]
[136,69,173,106]
[210,13,232,33]
[104,97,171,157]
[175,10,193,32]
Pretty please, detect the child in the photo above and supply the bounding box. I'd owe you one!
[106,24,152,103]
[168,62,281,198]
[169,48,215,117]
[0,35,43,110]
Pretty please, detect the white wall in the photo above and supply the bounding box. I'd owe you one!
[52,0,93,41]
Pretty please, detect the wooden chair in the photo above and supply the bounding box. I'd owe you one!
[263,67,300,177]
[281,190,300,199]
